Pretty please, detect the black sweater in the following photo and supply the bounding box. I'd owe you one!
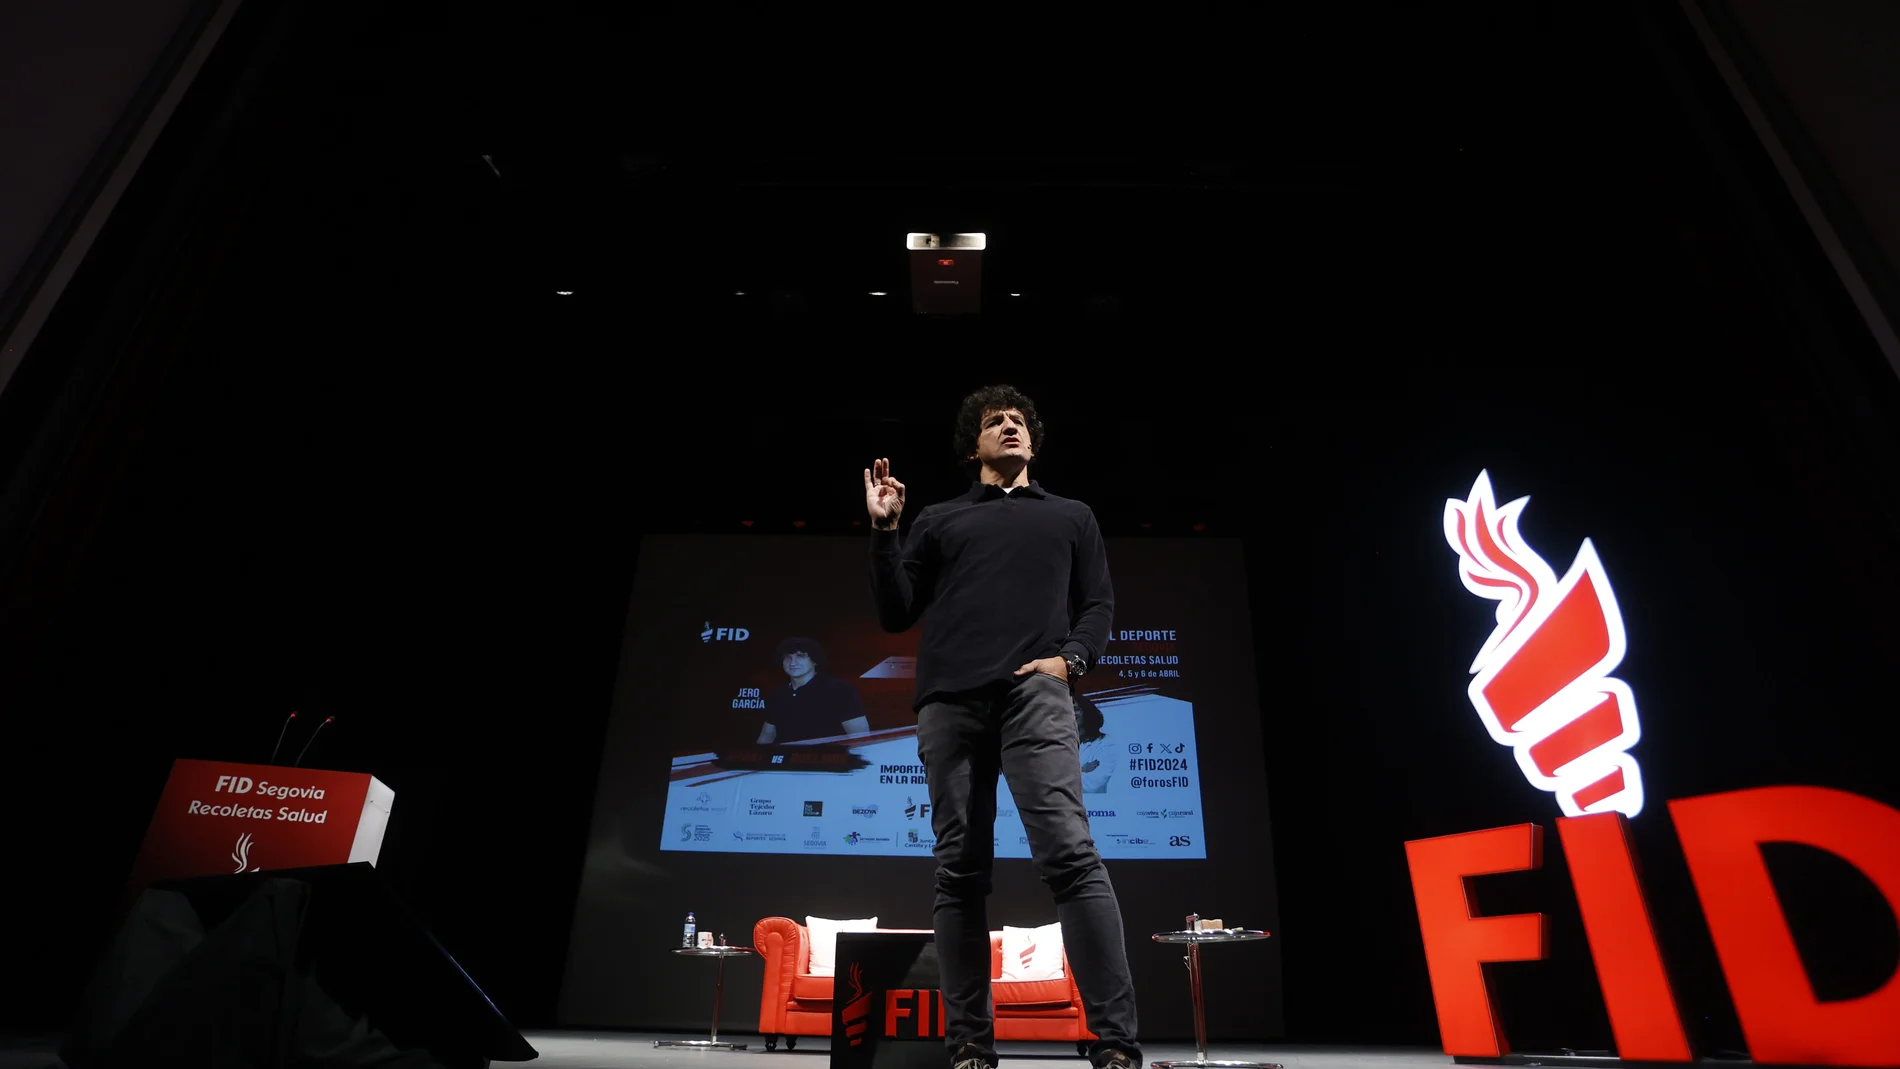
[870,481,1114,709]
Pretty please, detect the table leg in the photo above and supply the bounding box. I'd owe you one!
[1150,942,1281,1069]
[653,956,748,1050]
[1189,943,1208,1064]
[711,954,725,1044]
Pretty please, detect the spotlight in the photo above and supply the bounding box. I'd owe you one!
[555,291,574,296]
[869,291,889,297]
[1010,293,1022,297]
[735,291,746,296]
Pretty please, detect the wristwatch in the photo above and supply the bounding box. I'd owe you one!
[1063,653,1089,682]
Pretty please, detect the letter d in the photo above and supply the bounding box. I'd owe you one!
[1671,786,1900,1067]
[234,777,254,794]
[734,628,750,641]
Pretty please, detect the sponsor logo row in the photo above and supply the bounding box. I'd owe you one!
[681,824,940,849]
[1013,833,1198,848]
[689,825,1198,851]
[738,798,934,820]
[703,799,1198,822]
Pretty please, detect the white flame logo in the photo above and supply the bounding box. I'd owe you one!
[1444,471,1646,818]
[232,832,260,873]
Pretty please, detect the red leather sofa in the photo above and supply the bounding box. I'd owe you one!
[753,917,1096,1051]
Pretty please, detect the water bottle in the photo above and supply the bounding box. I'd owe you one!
[682,912,697,948]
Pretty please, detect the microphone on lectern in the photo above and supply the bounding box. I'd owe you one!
[269,711,298,765]
[292,716,336,768]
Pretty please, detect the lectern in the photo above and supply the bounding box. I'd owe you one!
[125,758,395,894]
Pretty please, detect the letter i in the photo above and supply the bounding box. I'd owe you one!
[1556,814,1691,1061]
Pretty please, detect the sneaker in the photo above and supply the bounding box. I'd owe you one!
[952,1045,994,1069]
[1094,1049,1141,1069]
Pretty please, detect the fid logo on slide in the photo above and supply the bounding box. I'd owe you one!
[701,621,751,643]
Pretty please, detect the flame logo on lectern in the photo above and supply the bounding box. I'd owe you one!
[842,962,872,1047]
[231,832,260,873]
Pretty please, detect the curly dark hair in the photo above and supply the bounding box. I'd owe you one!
[1075,692,1105,744]
[953,385,1046,464]
[774,636,826,672]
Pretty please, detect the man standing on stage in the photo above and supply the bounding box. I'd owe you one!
[865,385,1140,1069]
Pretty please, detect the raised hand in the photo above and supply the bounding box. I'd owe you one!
[863,457,906,530]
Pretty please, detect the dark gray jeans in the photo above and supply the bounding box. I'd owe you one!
[916,670,1140,1067]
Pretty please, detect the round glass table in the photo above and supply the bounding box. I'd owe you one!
[655,946,757,1051]
[1150,928,1278,1069]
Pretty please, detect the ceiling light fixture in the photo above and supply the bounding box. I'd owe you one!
[555,291,574,296]
[869,291,888,296]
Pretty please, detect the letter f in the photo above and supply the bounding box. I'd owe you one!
[1405,824,1548,1056]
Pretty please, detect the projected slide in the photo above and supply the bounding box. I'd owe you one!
[587,535,1248,865]
[646,535,1216,862]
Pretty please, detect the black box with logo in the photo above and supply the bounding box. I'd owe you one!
[831,932,944,1069]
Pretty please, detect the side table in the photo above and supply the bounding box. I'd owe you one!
[1150,927,1278,1069]
[656,946,757,1051]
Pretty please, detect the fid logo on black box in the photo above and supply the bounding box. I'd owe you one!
[701,621,751,643]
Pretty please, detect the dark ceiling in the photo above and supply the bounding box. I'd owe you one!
[257,1,1551,326]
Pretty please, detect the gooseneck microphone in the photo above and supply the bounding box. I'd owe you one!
[292,716,336,768]
[269,712,299,764]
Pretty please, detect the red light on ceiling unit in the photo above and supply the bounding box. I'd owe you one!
[938,258,954,266]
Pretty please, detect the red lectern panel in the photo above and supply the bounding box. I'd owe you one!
[126,759,395,892]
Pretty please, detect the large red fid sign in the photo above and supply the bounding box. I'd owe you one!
[126,759,395,893]
[1406,787,1900,1066]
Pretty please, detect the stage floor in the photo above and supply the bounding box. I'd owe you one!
[528,1033,1450,1069]
[0,1031,1452,1069]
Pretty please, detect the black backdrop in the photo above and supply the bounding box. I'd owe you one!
[3,0,1900,1056]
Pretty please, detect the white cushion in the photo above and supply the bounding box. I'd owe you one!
[1000,922,1065,981]
[805,916,878,977]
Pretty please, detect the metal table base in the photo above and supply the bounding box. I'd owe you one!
[655,1039,748,1052]
[656,946,755,1052]
[1150,927,1279,1069]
